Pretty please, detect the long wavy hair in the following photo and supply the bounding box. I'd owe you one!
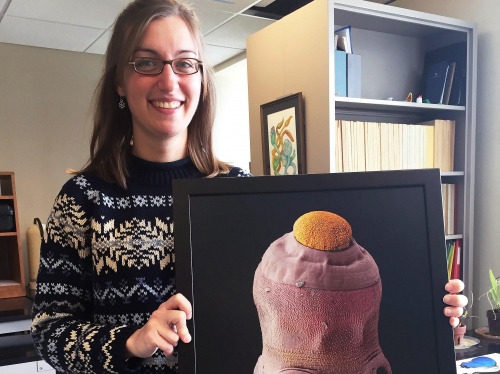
[75,0,230,188]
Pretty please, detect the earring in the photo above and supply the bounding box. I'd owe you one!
[119,96,126,109]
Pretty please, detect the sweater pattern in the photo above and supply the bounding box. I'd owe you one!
[32,158,251,373]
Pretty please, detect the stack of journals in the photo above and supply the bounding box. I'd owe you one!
[335,119,455,172]
[446,239,462,280]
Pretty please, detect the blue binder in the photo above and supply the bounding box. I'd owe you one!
[334,50,347,97]
[347,53,361,98]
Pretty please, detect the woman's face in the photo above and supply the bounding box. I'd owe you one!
[117,16,202,157]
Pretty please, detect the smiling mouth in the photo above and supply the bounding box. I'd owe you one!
[152,101,181,109]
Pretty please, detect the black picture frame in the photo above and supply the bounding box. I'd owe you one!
[260,92,306,175]
[173,169,456,374]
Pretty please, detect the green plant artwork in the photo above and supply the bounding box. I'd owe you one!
[269,116,297,176]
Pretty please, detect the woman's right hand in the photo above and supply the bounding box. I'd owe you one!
[443,279,468,327]
[125,293,192,358]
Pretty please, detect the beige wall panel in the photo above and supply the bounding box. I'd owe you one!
[247,21,286,175]
[247,0,333,175]
[282,0,333,174]
[0,42,103,283]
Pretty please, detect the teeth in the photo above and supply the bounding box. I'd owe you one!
[153,101,181,109]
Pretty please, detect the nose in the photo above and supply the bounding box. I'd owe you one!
[156,63,179,91]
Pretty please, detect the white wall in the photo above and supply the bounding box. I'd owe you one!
[0,42,102,285]
[393,0,500,328]
[213,59,251,171]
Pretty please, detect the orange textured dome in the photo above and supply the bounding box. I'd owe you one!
[293,211,352,251]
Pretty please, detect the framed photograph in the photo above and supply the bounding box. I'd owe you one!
[173,169,456,374]
[260,92,305,175]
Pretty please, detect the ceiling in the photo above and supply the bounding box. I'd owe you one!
[0,0,392,67]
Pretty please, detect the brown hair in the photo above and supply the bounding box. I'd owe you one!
[75,0,230,188]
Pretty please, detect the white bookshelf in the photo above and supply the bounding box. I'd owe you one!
[247,0,476,298]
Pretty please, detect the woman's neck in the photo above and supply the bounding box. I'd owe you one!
[131,131,188,162]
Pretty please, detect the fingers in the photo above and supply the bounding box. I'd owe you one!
[443,294,468,308]
[443,281,467,328]
[126,294,193,359]
[152,310,191,345]
[444,305,464,318]
[445,279,465,294]
[162,293,192,320]
[449,316,460,328]
[159,296,192,344]
[443,294,467,328]
[155,326,181,356]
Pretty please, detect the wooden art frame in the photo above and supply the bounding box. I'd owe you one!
[260,93,306,175]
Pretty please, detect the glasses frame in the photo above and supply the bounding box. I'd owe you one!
[128,57,203,76]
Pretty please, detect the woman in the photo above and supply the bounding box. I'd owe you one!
[31,1,249,373]
[31,0,466,373]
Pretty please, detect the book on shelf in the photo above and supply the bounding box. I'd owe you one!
[346,53,361,98]
[334,50,347,97]
[423,61,449,104]
[418,119,455,172]
[339,120,365,172]
[446,240,455,280]
[335,120,455,173]
[446,238,462,280]
[354,121,365,172]
[424,125,434,168]
[336,119,343,173]
[364,122,381,172]
[380,122,390,171]
[335,25,353,54]
[451,239,462,280]
[451,66,467,106]
[442,183,457,236]
[443,62,456,105]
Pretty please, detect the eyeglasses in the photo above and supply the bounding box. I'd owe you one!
[128,57,203,75]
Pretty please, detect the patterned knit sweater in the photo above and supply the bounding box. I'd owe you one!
[31,155,251,374]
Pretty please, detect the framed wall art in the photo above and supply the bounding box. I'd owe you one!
[260,93,306,175]
[173,168,456,374]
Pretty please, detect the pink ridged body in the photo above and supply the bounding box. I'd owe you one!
[253,232,391,374]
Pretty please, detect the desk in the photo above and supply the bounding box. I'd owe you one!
[0,295,55,373]
[455,330,500,361]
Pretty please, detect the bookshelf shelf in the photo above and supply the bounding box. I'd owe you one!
[335,97,465,123]
[0,233,17,237]
[441,171,465,177]
[335,97,465,112]
[0,197,14,200]
[446,234,463,240]
[441,172,465,184]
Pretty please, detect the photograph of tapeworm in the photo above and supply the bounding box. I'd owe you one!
[253,211,391,374]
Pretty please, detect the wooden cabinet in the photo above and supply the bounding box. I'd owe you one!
[0,172,26,298]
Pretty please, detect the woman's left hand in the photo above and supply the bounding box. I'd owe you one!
[443,279,468,327]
